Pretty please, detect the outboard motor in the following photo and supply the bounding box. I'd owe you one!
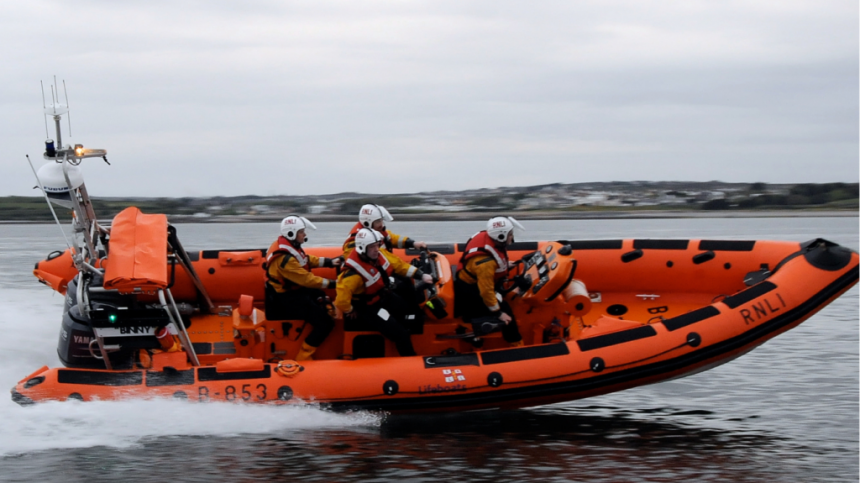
[57,275,190,369]
[58,276,140,368]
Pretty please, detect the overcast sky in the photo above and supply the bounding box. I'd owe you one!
[3,1,857,197]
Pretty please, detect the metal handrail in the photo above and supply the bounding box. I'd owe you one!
[158,289,200,366]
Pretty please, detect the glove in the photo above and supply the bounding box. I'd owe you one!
[421,273,434,284]
[513,274,532,291]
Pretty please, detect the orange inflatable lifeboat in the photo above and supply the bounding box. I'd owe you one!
[15,105,859,411]
[13,206,858,411]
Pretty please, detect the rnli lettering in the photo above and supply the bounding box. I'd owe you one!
[739,292,786,325]
[120,326,153,335]
[197,384,268,402]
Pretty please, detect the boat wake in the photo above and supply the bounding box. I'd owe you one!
[0,398,383,457]
[0,290,382,457]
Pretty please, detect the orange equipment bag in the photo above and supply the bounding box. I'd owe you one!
[103,207,169,293]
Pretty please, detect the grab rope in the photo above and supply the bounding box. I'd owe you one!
[275,360,302,377]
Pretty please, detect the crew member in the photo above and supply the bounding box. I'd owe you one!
[335,228,434,357]
[454,216,525,347]
[342,204,427,257]
[265,215,341,361]
[342,203,429,324]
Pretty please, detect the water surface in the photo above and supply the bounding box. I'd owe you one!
[0,217,856,482]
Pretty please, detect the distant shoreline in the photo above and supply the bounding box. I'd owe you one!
[3,209,857,224]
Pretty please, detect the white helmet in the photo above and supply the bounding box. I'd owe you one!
[280,215,317,242]
[354,228,384,256]
[486,216,525,242]
[359,204,393,228]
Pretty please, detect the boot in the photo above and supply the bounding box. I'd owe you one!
[295,341,317,361]
[509,340,524,348]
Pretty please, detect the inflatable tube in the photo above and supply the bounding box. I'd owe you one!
[15,237,858,412]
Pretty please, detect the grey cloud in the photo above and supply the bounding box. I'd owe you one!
[2,1,856,197]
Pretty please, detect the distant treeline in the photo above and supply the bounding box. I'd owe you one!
[0,197,248,221]
[1,182,856,221]
[701,183,859,210]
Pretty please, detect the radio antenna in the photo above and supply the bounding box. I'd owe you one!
[63,80,72,138]
[40,81,49,139]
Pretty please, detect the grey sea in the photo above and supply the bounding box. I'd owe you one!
[0,217,857,482]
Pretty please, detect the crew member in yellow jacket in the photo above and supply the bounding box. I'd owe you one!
[342,204,427,257]
[335,228,434,357]
[342,203,430,328]
[265,216,342,361]
[454,216,524,347]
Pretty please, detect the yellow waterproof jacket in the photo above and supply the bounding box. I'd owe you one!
[457,255,502,312]
[267,253,332,293]
[387,231,411,249]
[334,251,418,314]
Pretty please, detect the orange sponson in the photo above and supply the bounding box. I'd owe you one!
[33,249,77,295]
[13,236,858,413]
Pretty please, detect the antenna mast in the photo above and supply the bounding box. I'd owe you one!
[33,78,109,274]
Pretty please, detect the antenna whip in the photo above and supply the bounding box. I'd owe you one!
[40,81,49,139]
[63,79,72,137]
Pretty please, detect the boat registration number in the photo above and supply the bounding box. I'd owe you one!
[198,384,268,402]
